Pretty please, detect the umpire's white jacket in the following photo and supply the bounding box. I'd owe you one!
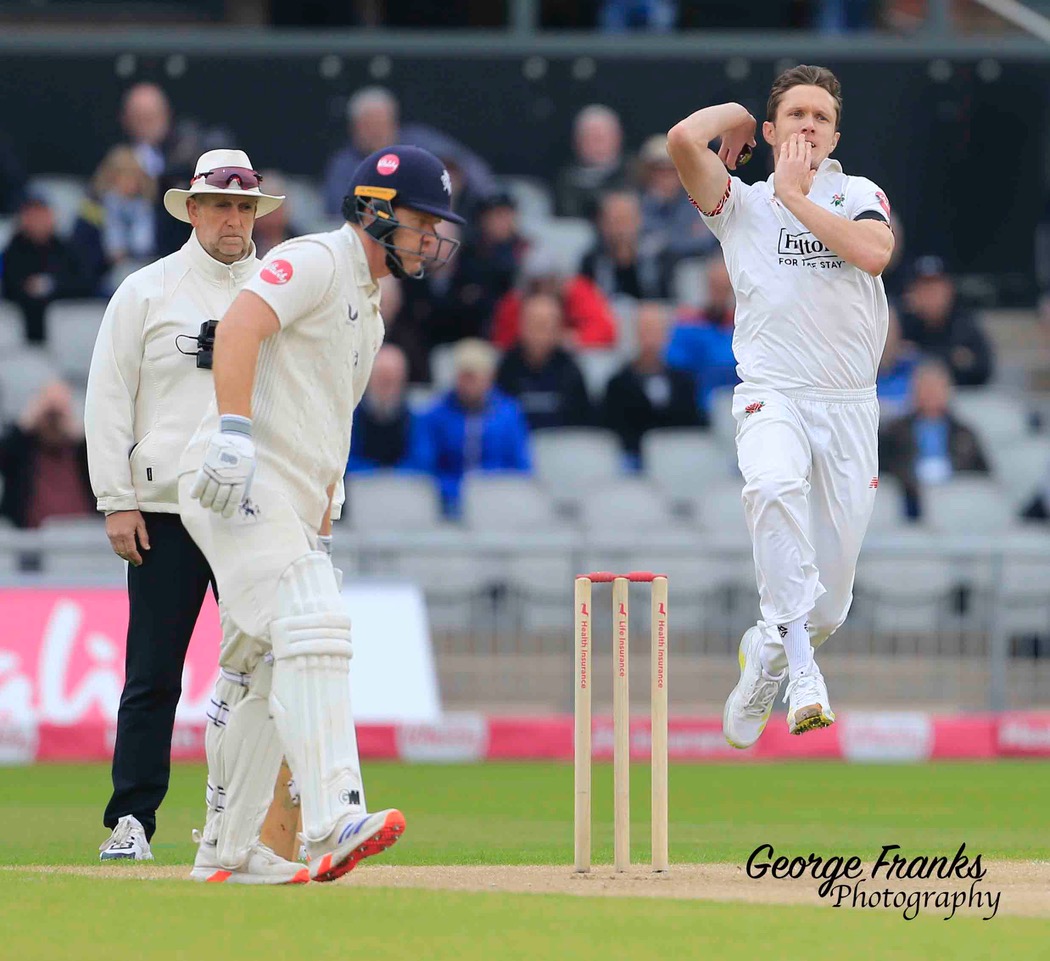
[85,232,259,516]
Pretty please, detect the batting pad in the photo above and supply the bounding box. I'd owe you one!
[213,658,285,869]
[270,551,366,844]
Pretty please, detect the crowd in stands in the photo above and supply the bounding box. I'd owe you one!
[0,80,1043,534]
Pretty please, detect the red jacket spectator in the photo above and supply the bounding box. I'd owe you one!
[491,275,617,349]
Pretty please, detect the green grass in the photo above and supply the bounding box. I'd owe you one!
[1,760,1048,866]
[0,873,1041,961]
[1,761,1047,960]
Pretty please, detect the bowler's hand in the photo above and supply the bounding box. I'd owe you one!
[105,510,150,567]
[774,134,816,202]
[191,430,256,518]
[717,115,757,172]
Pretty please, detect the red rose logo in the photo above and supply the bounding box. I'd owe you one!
[261,259,293,285]
[376,153,400,176]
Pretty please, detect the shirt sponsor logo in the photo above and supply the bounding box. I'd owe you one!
[377,153,400,176]
[777,229,844,269]
[261,259,293,285]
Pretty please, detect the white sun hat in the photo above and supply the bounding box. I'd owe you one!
[163,149,285,223]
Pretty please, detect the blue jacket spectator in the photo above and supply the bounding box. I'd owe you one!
[323,86,496,218]
[665,255,738,414]
[419,339,531,516]
[347,345,432,473]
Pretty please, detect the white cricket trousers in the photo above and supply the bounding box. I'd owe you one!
[178,475,315,671]
[733,383,879,650]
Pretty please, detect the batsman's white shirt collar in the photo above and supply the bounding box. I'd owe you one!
[340,223,379,294]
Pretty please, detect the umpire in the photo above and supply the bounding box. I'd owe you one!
[86,149,284,860]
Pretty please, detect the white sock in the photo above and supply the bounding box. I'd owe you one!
[779,616,813,679]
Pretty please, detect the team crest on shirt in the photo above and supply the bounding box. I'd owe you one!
[744,401,765,416]
[831,193,845,207]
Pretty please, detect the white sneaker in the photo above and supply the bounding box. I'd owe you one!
[785,664,836,735]
[189,831,310,885]
[99,815,154,862]
[306,809,406,883]
[723,627,787,749]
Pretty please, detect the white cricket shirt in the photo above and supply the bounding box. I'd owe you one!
[696,158,890,391]
[181,224,384,529]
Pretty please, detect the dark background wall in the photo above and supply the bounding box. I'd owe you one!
[0,49,1045,300]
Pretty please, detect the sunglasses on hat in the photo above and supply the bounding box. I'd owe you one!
[192,167,263,190]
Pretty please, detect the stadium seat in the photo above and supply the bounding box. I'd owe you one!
[504,176,554,227]
[609,296,638,354]
[531,428,623,510]
[0,302,24,352]
[866,475,910,532]
[952,389,1032,450]
[46,300,106,384]
[521,218,596,274]
[853,531,956,636]
[576,348,627,403]
[429,343,457,390]
[923,477,1017,535]
[577,478,673,533]
[282,175,334,233]
[32,175,87,234]
[461,475,560,532]
[707,386,737,445]
[346,472,443,531]
[689,478,749,542]
[990,437,1050,509]
[641,428,737,504]
[0,346,60,423]
[672,257,709,308]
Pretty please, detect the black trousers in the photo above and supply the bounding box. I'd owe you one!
[103,512,216,841]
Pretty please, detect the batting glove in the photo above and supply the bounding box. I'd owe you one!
[190,415,256,518]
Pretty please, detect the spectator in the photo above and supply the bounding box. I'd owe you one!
[581,190,672,300]
[556,105,629,219]
[1,191,92,343]
[636,134,717,262]
[0,380,94,529]
[490,247,617,349]
[0,127,27,215]
[118,83,239,258]
[665,254,739,414]
[602,301,700,464]
[378,274,431,385]
[347,345,431,472]
[876,305,919,420]
[322,86,496,218]
[250,171,297,257]
[454,189,528,336]
[72,146,158,296]
[899,256,993,386]
[419,338,531,515]
[496,292,593,430]
[599,0,676,30]
[879,359,991,518]
[120,82,172,180]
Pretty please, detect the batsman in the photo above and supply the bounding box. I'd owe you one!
[179,145,463,883]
